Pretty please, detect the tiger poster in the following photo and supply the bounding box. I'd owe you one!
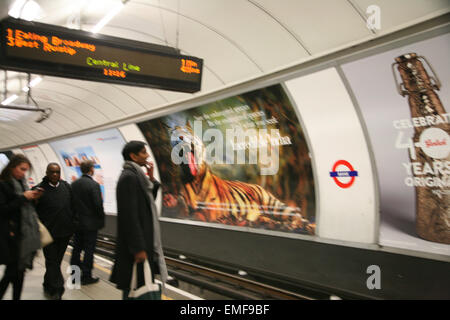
[138,84,316,235]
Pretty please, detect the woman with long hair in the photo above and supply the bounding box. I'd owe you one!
[0,154,42,300]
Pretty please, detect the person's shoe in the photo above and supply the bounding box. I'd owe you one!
[43,286,54,299]
[44,290,53,299]
[51,292,62,300]
[81,277,100,285]
[52,288,65,300]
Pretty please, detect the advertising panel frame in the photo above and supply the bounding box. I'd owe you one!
[137,83,317,237]
[48,127,128,215]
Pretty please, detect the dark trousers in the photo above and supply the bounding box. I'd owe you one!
[0,262,25,300]
[43,235,71,295]
[122,289,131,300]
[70,230,98,279]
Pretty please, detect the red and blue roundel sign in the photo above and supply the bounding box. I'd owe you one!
[329,160,358,189]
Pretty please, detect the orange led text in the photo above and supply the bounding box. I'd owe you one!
[104,68,126,78]
[180,59,200,74]
[6,28,96,56]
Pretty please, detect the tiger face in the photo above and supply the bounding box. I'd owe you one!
[170,125,207,184]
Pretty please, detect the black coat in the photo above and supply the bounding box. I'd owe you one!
[0,180,26,265]
[110,167,160,290]
[35,178,76,238]
[71,174,105,231]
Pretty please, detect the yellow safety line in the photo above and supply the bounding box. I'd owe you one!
[64,251,172,300]
[93,262,112,275]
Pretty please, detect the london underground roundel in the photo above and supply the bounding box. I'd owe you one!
[329,160,358,189]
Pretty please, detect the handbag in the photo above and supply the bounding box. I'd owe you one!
[128,259,161,300]
[37,219,53,248]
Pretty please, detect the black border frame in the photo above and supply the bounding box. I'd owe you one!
[0,17,203,93]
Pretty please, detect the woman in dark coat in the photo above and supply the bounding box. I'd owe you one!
[0,154,42,300]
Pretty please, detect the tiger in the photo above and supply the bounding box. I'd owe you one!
[163,126,315,234]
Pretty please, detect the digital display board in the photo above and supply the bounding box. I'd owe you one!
[0,17,203,93]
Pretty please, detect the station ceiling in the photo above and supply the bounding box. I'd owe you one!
[0,0,448,149]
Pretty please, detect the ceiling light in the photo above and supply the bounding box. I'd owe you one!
[9,0,44,21]
[29,76,42,87]
[8,0,27,17]
[22,76,43,92]
[91,1,124,33]
[1,95,18,106]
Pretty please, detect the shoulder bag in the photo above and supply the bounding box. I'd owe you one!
[37,219,53,247]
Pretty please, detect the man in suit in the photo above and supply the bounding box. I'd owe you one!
[70,160,105,285]
[110,141,168,299]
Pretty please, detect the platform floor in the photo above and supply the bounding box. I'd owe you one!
[0,250,123,300]
[0,246,205,301]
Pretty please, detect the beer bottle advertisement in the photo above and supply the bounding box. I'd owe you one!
[342,33,449,256]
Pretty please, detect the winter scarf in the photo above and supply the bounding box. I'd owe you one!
[123,161,168,286]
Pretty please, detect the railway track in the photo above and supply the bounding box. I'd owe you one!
[94,237,335,300]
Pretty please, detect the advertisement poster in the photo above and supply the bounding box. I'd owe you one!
[342,33,450,255]
[138,84,315,235]
[49,128,126,215]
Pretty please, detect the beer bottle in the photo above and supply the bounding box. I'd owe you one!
[392,53,449,244]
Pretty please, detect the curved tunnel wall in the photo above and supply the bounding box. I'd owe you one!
[0,17,449,299]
